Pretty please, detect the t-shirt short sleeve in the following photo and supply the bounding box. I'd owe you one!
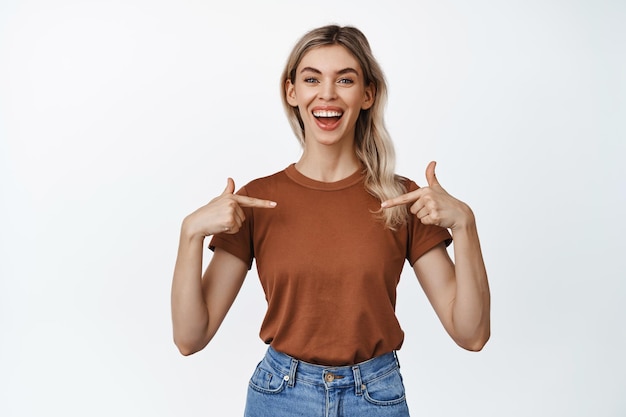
[208,186,255,270]
[405,180,453,265]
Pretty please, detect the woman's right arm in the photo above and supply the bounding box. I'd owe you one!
[170,178,276,356]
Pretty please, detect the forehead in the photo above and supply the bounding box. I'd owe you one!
[298,44,362,73]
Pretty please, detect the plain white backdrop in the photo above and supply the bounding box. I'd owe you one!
[1,0,624,416]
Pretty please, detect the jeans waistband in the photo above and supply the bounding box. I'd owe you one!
[263,346,401,392]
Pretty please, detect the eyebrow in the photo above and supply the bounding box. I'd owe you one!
[299,66,360,76]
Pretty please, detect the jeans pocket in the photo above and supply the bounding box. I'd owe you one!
[363,368,407,406]
[248,361,287,394]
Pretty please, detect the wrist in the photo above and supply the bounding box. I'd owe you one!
[181,215,208,243]
[451,203,476,232]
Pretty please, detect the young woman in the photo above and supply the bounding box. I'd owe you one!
[171,25,490,417]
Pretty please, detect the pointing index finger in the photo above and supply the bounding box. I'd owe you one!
[381,190,420,209]
[380,197,403,209]
[233,195,277,208]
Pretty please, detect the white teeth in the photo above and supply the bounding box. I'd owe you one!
[313,110,343,118]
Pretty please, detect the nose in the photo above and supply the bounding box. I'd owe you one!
[319,81,337,101]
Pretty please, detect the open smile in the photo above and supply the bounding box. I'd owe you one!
[312,108,344,130]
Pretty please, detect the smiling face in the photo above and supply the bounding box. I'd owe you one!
[285,44,375,149]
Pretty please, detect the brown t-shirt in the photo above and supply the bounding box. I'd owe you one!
[210,164,451,366]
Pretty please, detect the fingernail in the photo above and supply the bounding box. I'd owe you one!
[269,201,277,207]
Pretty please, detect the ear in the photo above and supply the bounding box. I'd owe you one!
[285,79,298,107]
[361,83,375,110]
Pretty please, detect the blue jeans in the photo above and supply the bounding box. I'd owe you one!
[244,346,410,417]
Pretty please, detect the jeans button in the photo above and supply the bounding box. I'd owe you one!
[325,373,334,382]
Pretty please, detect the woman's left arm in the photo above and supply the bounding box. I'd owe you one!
[382,161,490,351]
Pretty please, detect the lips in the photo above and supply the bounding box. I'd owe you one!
[312,107,343,130]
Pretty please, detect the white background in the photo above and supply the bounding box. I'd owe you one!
[1,1,624,416]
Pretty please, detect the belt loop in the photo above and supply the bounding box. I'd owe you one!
[287,358,298,388]
[393,350,401,368]
[352,366,363,396]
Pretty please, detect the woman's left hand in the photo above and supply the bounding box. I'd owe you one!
[381,161,474,230]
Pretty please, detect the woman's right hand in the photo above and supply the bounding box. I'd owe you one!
[182,177,277,238]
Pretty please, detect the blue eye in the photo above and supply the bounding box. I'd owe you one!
[338,78,354,84]
[304,77,318,83]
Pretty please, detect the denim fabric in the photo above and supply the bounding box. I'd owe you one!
[244,346,410,417]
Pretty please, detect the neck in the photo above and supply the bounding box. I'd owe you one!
[295,143,361,182]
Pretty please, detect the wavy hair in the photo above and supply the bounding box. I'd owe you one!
[280,25,407,229]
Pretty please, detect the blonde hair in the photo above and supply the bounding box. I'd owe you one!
[280,25,407,229]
